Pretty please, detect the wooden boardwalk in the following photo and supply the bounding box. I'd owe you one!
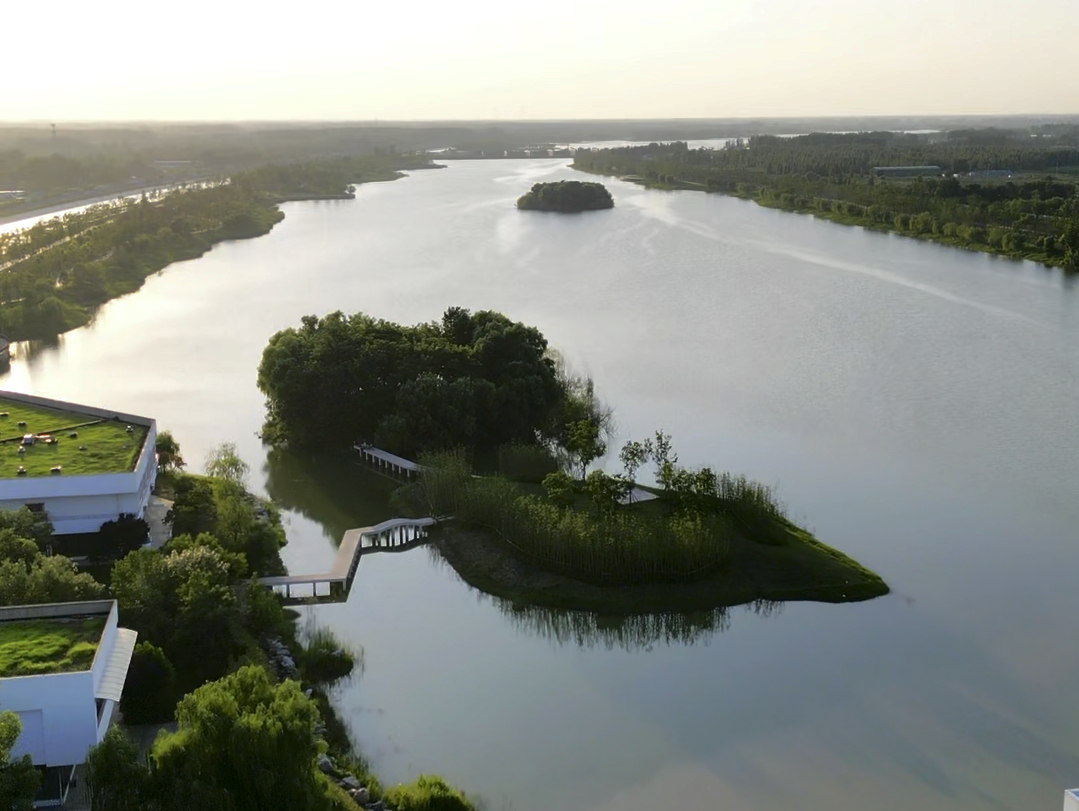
[355,444,420,478]
[259,516,437,604]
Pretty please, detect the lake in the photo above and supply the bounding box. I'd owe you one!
[3,159,1078,811]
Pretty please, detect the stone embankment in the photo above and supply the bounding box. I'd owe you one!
[318,753,385,809]
[265,635,387,809]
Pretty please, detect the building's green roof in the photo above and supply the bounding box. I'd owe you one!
[0,616,105,677]
[0,397,148,479]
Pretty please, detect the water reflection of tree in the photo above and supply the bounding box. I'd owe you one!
[424,546,782,651]
[19,334,64,365]
[261,447,398,542]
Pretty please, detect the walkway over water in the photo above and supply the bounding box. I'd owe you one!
[259,516,437,604]
[356,445,420,478]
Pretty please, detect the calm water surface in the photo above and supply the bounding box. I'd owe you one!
[4,160,1078,811]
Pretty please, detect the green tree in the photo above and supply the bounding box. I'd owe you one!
[542,470,576,508]
[652,430,678,491]
[155,430,186,472]
[0,553,106,607]
[150,666,346,811]
[0,710,39,811]
[211,483,285,576]
[111,545,243,685]
[564,419,606,480]
[95,515,150,560]
[205,442,249,486]
[167,474,217,536]
[0,507,53,546]
[583,470,631,515]
[257,308,566,456]
[119,642,179,725]
[619,439,653,483]
[85,726,149,811]
[67,263,107,302]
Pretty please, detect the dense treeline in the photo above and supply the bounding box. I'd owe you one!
[258,307,608,460]
[0,155,432,340]
[237,153,438,199]
[0,150,157,193]
[517,180,614,212]
[0,183,282,339]
[573,130,1079,269]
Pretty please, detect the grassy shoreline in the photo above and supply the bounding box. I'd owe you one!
[432,520,888,615]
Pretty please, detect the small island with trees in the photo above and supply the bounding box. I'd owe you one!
[516,180,614,213]
[258,307,888,614]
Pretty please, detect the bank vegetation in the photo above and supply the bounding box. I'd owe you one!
[573,128,1079,270]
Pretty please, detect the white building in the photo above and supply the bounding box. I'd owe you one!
[0,390,157,535]
[0,600,137,806]
[1065,789,1079,811]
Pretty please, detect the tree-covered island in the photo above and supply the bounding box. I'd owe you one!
[516,180,614,212]
[258,307,888,612]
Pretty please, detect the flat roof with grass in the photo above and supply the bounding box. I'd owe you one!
[0,615,106,677]
[0,396,148,478]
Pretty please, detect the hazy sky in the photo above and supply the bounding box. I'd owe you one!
[7,0,1078,121]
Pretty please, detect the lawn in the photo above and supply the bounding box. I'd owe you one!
[0,617,105,677]
[0,397,148,478]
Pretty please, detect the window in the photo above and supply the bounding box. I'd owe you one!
[25,503,44,513]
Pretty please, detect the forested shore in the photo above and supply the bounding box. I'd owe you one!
[573,129,1079,271]
[0,155,436,341]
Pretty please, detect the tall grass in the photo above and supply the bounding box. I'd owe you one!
[420,452,733,586]
[710,471,789,545]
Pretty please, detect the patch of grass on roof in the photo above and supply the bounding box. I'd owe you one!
[0,617,105,677]
[0,397,148,478]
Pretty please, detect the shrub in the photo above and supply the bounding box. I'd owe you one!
[120,642,178,724]
[385,775,477,811]
[95,515,149,560]
[298,626,359,688]
[496,443,559,483]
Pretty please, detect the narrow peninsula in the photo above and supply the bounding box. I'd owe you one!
[517,180,614,213]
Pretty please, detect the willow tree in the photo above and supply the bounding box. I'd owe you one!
[151,666,350,811]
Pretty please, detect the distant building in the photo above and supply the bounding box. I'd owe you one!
[1065,789,1079,811]
[873,165,943,178]
[0,600,137,807]
[966,169,1015,179]
[0,190,26,200]
[0,391,157,535]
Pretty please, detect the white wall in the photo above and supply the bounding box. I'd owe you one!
[1,671,98,766]
[1064,789,1079,811]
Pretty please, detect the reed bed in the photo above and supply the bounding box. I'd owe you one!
[420,452,734,586]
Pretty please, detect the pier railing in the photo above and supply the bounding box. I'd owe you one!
[259,516,437,604]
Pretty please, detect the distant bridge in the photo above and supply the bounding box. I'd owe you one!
[259,516,437,604]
